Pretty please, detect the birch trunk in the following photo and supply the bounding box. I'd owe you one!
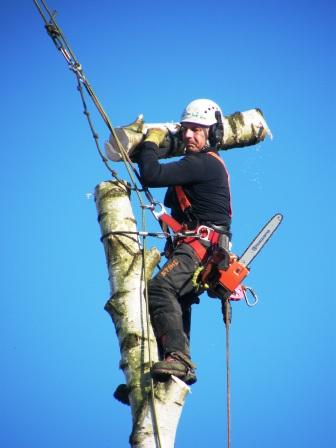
[105,108,272,162]
[95,180,190,447]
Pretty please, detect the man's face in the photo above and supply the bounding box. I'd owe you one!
[181,123,208,153]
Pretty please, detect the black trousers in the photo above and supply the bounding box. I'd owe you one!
[148,243,202,358]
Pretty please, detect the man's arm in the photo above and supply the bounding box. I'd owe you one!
[137,142,206,188]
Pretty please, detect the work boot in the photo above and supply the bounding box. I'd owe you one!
[151,352,197,385]
[113,384,130,406]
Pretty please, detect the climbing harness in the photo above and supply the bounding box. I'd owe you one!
[156,151,231,261]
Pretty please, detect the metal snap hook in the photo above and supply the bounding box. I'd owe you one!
[243,286,259,307]
[151,202,167,219]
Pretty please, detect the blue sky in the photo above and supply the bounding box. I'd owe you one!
[1,0,335,447]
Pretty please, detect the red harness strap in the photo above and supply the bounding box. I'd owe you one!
[207,151,232,217]
[158,212,208,261]
[159,151,229,262]
[175,185,191,212]
[175,151,232,217]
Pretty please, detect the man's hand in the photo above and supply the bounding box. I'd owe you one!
[124,115,144,133]
[144,127,168,147]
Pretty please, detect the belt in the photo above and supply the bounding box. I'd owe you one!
[181,224,230,250]
[158,212,229,262]
[187,224,221,244]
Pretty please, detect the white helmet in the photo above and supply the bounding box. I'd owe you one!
[180,99,223,127]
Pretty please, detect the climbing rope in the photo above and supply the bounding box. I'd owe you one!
[140,208,164,448]
[34,0,158,211]
[33,1,165,446]
[223,299,232,448]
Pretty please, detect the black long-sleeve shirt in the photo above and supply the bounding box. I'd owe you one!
[138,142,232,230]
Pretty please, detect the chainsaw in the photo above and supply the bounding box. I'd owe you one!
[194,214,283,306]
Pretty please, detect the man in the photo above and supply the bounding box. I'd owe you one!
[137,99,232,385]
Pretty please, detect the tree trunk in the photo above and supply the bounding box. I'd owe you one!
[95,180,190,447]
[105,108,272,162]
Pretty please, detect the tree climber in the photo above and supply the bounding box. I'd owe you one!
[137,99,232,385]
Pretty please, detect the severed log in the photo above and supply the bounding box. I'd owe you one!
[105,108,272,162]
[95,180,190,447]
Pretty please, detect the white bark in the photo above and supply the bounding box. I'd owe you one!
[105,108,272,162]
[132,376,190,447]
[95,180,190,447]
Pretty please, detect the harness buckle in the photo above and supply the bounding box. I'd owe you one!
[197,225,213,242]
[152,202,167,220]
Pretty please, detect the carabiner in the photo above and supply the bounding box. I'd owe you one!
[243,286,259,307]
[151,202,167,220]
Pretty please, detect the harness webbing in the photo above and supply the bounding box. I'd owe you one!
[207,151,232,217]
[175,186,192,212]
[175,150,232,219]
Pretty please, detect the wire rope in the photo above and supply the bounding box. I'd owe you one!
[33,2,165,446]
